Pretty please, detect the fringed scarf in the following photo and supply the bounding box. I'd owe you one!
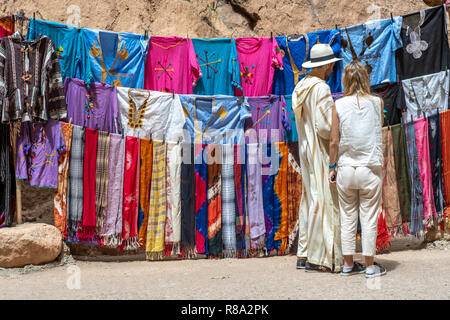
[391,123,411,234]
[414,117,437,229]
[180,143,196,259]
[164,141,182,256]
[95,131,110,235]
[247,143,266,256]
[207,143,222,258]
[262,143,282,254]
[427,113,445,222]
[146,140,167,260]
[376,210,391,253]
[234,144,247,258]
[102,133,125,247]
[79,128,98,242]
[195,143,208,255]
[67,125,85,240]
[286,141,302,253]
[440,110,450,231]
[222,144,236,258]
[405,120,424,237]
[122,136,140,250]
[381,127,403,236]
[0,124,14,228]
[54,122,73,239]
[138,138,152,248]
[273,142,289,255]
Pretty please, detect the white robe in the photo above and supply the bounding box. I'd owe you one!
[292,75,343,271]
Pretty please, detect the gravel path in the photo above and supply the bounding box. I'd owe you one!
[0,246,449,300]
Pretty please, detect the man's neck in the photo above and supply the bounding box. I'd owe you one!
[309,70,326,81]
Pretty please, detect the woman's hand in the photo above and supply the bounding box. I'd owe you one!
[328,169,337,184]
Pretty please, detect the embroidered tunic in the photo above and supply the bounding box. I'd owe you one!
[0,32,66,123]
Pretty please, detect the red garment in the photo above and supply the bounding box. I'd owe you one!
[376,211,391,253]
[81,128,98,241]
[122,136,140,246]
[0,16,14,39]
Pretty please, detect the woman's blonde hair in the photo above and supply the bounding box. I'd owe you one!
[342,60,372,97]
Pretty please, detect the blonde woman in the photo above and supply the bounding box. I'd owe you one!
[329,61,386,278]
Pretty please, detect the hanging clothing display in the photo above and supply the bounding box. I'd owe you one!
[0,32,66,122]
[246,95,290,143]
[283,95,298,142]
[67,125,84,240]
[146,140,167,260]
[0,16,14,39]
[27,19,87,80]
[54,122,73,239]
[15,119,66,188]
[0,123,15,228]
[402,70,449,120]
[192,38,241,95]
[94,131,110,234]
[117,87,185,140]
[122,136,140,249]
[180,142,196,258]
[101,133,125,247]
[138,138,152,247]
[221,144,236,258]
[65,78,120,133]
[391,123,412,226]
[179,95,251,144]
[286,141,302,252]
[234,37,283,97]
[371,82,405,127]
[207,144,222,257]
[340,17,403,86]
[164,141,182,256]
[381,127,403,234]
[273,29,342,95]
[82,28,149,88]
[195,143,208,255]
[144,36,201,94]
[234,143,247,257]
[396,5,449,80]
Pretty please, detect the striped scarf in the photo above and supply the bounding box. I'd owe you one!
[286,141,302,253]
[234,144,247,258]
[207,144,222,257]
[195,144,208,255]
[67,125,85,240]
[138,138,152,247]
[122,136,140,250]
[180,143,196,259]
[146,140,167,260]
[54,122,73,239]
[222,144,236,258]
[164,141,182,256]
[102,133,125,247]
[95,131,110,235]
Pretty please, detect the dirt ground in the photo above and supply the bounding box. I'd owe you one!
[0,242,448,300]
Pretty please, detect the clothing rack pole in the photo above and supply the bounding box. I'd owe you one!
[12,123,23,224]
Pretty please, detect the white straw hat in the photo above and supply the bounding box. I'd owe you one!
[302,43,342,69]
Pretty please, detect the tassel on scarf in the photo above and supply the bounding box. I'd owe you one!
[222,249,236,259]
[179,245,197,259]
[146,251,164,261]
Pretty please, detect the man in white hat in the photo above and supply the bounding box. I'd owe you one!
[292,43,343,272]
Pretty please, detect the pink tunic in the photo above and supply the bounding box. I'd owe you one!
[144,36,201,94]
[234,37,283,97]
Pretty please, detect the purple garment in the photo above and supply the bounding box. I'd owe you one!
[102,133,125,242]
[246,95,290,143]
[16,119,65,188]
[65,78,120,133]
[246,143,266,249]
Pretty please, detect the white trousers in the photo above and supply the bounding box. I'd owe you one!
[336,166,382,257]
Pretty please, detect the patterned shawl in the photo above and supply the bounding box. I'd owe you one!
[102,133,125,247]
[67,125,85,240]
[164,141,182,256]
[122,136,140,250]
[180,143,196,258]
[138,138,152,247]
[222,144,236,258]
[440,111,450,231]
[0,124,14,228]
[234,144,247,257]
[207,144,222,257]
[286,141,302,253]
[54,122,73,239]
[146,140,167,260]
[95,131,110,235]
[246,143,266,255]
[273,142,289,254]
[195,143,208,255]
[80,128,98,242]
